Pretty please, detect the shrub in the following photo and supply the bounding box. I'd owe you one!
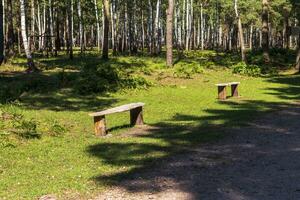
[75,62,152,94]
[47,120,67,137]
[14,119,40,139]
[173,63,205,79]
[232,62,261,77]
[0,105,67,141]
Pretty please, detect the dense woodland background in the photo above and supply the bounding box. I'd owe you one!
[1,1,300,199]
[0,0,299,70]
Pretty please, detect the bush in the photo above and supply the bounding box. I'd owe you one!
[75,62,152,95]
[232,62,261,77]
[0,105,67,142]
[0,107,40,139]
[47,120,67,137]
[173,63,205,79]
[14,119,40,139]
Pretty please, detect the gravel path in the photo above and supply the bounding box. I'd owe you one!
[95,105,300,200]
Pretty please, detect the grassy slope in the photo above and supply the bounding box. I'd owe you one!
[0,52,299,199]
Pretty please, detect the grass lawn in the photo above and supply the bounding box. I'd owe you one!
[0,50,299,199]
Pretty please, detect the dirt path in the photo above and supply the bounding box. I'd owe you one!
[95,105,300,200]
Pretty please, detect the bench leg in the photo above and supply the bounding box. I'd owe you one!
[231,84,239,97]
[130,107,144,126]
[218,86,227,100]
[94,116,107,136]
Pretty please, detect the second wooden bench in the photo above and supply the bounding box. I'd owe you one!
[216,82,240,100]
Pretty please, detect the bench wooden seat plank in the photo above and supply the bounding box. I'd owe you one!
[215,83,229,87]
[89,103,145,137]
[89,103,145,117]
[228,82,240,86]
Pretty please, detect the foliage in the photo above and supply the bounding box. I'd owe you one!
[173,63,205,79]
[75,62,153,95]
[232,62,261,77]
[0,104,67,142]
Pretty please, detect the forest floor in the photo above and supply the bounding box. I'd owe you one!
[94,103,300,200]
[0,50,299,199]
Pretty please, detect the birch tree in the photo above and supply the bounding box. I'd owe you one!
[154,0,161,55]
[77,0,84,53]
[20,0,38,72]
[94,0,101,51]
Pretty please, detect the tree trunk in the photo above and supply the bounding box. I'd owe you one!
[200,3,204,50]
[262,0,270,63]
[5,0,14,58]
[49,0,56,54]
[67,0,73,59]
[20,0,37,72]
[102,0,110,59]
[249,24,253,50]
[154,0,161,55]
[296,33,300,71]
[147,0,153,53]
[234,0,245,62]
[37,3,42,51]
[94,0,101,51]
[77,0,83,54]
[31,0,35,51]
[166,0,174,67]
[0,0,3,65]
[185,0,190,50]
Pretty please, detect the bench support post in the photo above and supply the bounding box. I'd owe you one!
[94,116,107,136]
[218,86,227,100]
[231,84,239,97]
[130,107,144,126]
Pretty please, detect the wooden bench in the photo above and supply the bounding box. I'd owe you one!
[89,103,145,136]
[216,82,240,100]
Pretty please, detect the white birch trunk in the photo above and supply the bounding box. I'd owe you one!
[20,0,36,71]
[94,0,101,51]
[77,0,83,53]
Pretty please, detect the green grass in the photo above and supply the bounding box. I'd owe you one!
[0,50,299,199]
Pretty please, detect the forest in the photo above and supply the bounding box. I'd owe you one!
[0,0,300,199]
[0,0,299,69]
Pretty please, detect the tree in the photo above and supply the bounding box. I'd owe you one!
[94,0,101,51]
[0,0,4,65]
[234,0,245,62]
[262,0,270,63]
[102,0,110,60]
[5,0,14,58]
[166,0,174,67]
[77,0,84,54]
[20,0,38,72]
[67,0,74,59]
[296,33,300,71]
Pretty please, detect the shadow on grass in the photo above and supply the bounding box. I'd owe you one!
[265,73,300,101]
[0,55,151,111]
[86,73,300,198]
[0,71,119,111]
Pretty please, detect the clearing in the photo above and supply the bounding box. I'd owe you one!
[95,104,300,200]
